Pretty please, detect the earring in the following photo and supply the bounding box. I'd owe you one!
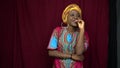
[61,22,67,27]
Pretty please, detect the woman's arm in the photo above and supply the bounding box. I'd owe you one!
[75,19,85,55]
[48,50,71,59]
[48,50,84,61]
[75,29,85,55]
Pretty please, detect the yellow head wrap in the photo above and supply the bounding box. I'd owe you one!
[62,4,82,24]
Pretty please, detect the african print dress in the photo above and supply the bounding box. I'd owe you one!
[47,27,89,68]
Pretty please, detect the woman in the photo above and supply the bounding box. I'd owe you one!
[47,4,89,68]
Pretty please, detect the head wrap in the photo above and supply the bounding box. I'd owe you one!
[62,4,82,24]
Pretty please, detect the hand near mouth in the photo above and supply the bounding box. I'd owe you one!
[74,19,85,30]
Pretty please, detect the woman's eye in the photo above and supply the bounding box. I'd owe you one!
[70,14,74,16]
[78,15,80,17]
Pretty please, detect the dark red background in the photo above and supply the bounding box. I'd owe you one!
[0,0,109,68]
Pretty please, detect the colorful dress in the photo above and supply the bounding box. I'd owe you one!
[47,27,89,68]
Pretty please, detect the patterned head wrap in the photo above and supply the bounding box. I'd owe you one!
[62,4,82,24]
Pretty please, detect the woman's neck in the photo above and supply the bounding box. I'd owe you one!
[67,25,76,33]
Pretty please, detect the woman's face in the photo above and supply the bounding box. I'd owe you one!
[67,10,81,27]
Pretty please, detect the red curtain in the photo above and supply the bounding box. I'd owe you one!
[0,0,109,68]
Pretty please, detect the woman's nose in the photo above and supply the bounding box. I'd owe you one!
[74,17,78,20]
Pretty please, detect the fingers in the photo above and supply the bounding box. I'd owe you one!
[77,19,84,25]
[75,19,83,23]
[71,54,84,61]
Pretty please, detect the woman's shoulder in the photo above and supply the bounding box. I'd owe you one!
[54,26,66,31]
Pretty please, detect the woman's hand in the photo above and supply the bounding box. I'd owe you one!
[75,19,85,30]
[71,54,84,61]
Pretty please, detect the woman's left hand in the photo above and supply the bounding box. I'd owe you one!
[76,19,85,30]
[71,54,84,61]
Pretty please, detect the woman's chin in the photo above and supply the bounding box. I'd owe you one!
[71,22,78,26]
[72,23,78,27]
[72,25,78,28]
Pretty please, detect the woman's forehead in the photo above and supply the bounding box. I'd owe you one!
[69,10,80,14]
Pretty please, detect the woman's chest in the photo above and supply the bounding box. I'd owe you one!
[58,28,79,53]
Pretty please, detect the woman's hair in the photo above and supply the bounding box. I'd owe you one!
[62,4,82,24]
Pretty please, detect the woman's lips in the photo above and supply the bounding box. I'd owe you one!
[73,20,78,23]
[72,21,78,25]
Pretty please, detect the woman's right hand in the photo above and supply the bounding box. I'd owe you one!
[71,54,84,61]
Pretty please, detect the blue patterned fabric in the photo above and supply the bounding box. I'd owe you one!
[66,33,73,43]
[49,36,58,49]
[48,27,89,68]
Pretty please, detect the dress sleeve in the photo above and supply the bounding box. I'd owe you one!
[47,28,59,50]
[84,32,89,50]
